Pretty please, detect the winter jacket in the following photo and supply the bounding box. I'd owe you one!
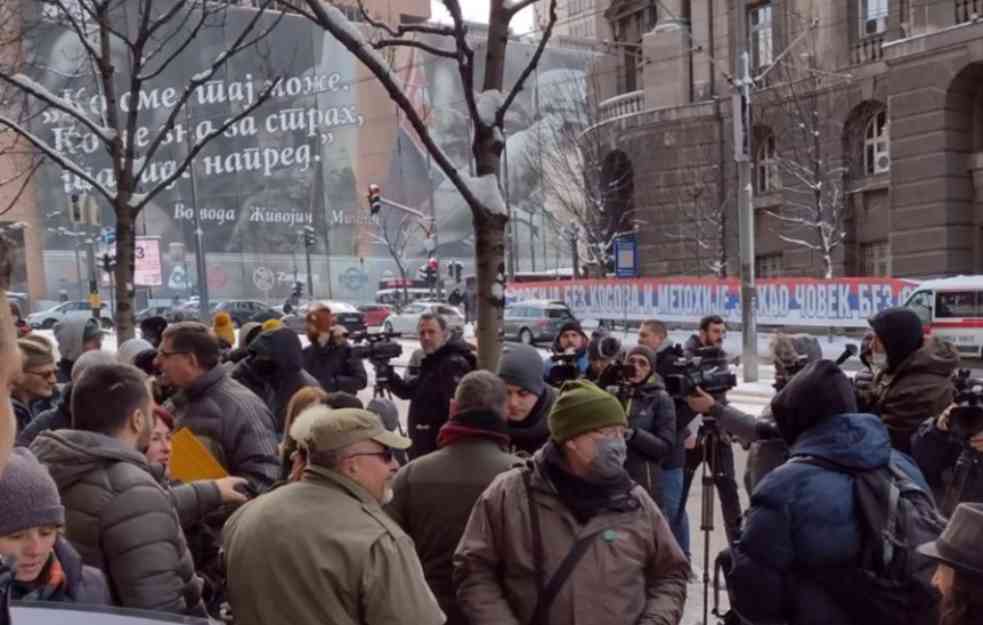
[166,365,279,490]
[29,430,206,615]
[911,416,981,515]
[454,450,689,625]
[52,317,93,384]
[386,438,518,625]
[388,337,477,458]
[10,536,112,605]
[223,465,445,625]
[730,412,930,625]
[507,385,555,458]
[233,328,321,434]
[302,338,368,395]
[12,398,33,437]
[859,335,958,454]
[16,386,71,448]
[621,375,676,501]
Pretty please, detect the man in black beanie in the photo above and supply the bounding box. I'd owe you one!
[498,344,555,456]
[860,307,958,453]
[543,320,589,384]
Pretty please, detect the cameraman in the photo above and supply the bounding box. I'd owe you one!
[385,313,476,459]
[912,400,983,515]
[543,321,590,384]
[680,315,743,545]
[859,307,959,454]
[620,346,676,502]
[302,304,368,394]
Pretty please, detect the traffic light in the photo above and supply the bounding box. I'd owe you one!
[367,184,382,215]
[101,253,114,273]
[302,226,316,249]
[293,281,303,298]
[70,193,83,223]
[425,257,438,286]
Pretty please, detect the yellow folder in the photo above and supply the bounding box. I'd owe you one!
[169,427,228,482]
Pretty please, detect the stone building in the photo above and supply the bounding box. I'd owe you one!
[586,0,983,279]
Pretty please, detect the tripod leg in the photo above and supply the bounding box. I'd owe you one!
[701,432,718,625]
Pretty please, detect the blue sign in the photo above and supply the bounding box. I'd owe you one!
[614,234,639,278]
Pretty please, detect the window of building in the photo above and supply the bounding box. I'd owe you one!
[749,4,773,71]
[755,254,783,278]
[859,0,888,37]
[754,133,779,194]
[864,110,890,175]
[861,240,890,276]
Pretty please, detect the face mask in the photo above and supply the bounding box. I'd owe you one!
[590,437,627,480]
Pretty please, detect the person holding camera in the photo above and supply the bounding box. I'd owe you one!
[543,320,590,385]
[680,315,743,545]
[302,304,368,395]
[619,345,677,502]
[912,396,983,515]
[386,313,476,459]
[859,307,959,454]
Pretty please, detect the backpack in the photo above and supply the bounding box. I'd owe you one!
[792,456,946,625]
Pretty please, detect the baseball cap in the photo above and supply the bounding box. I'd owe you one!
[295,407,411,453]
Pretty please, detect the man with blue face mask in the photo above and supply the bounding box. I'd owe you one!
[454,380,689,625]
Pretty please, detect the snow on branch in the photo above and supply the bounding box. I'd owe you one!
[496,0,557,127]
[373,38,458,60]
[477,90,505,127]
[1,74,116,143]
[464,173,508,217]
[355,1,455,39]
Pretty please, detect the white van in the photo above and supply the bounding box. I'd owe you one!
[904,275,983,358]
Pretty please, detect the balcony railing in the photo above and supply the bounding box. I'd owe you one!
[853,32,885,64]
[957,0,983,23]
[598,90,644,123]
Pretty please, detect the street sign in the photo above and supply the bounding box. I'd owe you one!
[614,234,639,278]
[134,237,162,287]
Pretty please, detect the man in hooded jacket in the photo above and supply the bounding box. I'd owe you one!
[859,307,959,454]
[53,317,103,384]
[729,359,932,625]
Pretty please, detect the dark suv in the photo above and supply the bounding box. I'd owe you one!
[214,300,279,327]
[503,300,575,345]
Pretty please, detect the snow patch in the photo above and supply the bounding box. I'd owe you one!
[128,193,148,209]
[12,73,116,143]
[464,174,507,217]
[190,71,212,83]
[477,90,505,127]
[320,4,391,76]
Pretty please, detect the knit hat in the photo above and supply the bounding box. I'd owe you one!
[627,345,657,370]
[117,337,154,366]
[0,448,65,536]
[261,318,283,333]
[18,335,55,371]
[238,321,261,349]
[70,350,117,384]
[498,343,545,395]
[213,312,236,347]
[548,379,627,443]
[770,359,858,445]
[869,307,924,371]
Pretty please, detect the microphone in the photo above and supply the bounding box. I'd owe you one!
[835,343,858,366]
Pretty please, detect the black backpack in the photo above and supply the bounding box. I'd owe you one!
[793,456,946,625]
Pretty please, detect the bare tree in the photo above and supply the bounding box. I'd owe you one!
[290,0,559,368]
[666,185,729,278]
[0,0,285,339]
[368,209,419,308]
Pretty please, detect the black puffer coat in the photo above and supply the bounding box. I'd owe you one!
[388,337,477,458]
[166,365,279,490]
[621,375,676,500]
[29,430,205,615]
[302,337,368,395]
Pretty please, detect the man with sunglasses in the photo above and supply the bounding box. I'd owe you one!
[224,408,444,625]
[11,336,58,434]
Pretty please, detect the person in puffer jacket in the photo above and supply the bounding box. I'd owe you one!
[730,359,932,625]
[619,345,675,502]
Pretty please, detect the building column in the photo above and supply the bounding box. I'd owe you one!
[970,152,983,271]
[643,13,692,109]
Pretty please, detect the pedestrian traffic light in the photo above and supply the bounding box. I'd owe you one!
[368,184,382,215]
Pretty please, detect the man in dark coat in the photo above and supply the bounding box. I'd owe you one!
[497,343,554,457]
[301,305,367,395]
[730,360,932,625]
[387,313,476,459]
[231,327,320,435]
[386,371,517,625]
[860,306,959,454]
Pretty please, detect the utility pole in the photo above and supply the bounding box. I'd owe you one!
[302,226,316,302]
[735,2,758,382]
[185,104,210,324]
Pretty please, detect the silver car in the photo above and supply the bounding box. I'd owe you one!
[382,301,465,337]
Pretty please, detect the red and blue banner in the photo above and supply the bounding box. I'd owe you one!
[506,277,920,328]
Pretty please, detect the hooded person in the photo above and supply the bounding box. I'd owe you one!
[212,312,236,350]
[301,305,368,395]
[231,327,321,434]
[543,320,590,384]
[860,307,959,453]
[497,343,555,457]
[117,338,154,367]
[53,317,103,384]
[223,321,262,365]
[16,351,116,448]
[0,448,110,605]
[729,359,933,625]
[139,316,168,349]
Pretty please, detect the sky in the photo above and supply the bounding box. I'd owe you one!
[430,1,537,34]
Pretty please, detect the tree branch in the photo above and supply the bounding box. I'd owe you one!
[441,0,480,130]
[505,0,541,17]
[0,73,115,144]
[496,0,557,127]
[0,156,42,217]
[372,39,458,59]
[356,1,455,38]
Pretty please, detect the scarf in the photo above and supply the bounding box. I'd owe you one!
[11,552,66,602]
[437,423,511,449]
[541,441,639,525]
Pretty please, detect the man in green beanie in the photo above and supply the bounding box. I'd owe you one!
[454,379,689,625]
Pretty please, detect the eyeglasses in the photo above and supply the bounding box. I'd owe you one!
[345,448,396,464]
[157,349,190,359]
[25,369,57,380]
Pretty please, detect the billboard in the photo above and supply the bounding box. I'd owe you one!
[134,237,162,287]
[507,277,919,328]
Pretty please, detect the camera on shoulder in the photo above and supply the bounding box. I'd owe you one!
[661,344,737,399]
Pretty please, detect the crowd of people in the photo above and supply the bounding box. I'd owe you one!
[0,298,981,625]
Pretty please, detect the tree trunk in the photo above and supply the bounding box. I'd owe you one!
[114,205,135,341]
[474,211,506,370]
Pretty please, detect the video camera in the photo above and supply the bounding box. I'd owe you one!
[950,369,983,440]
[350,330,403,385]
[547,350,582,387]
[661,345,738,399]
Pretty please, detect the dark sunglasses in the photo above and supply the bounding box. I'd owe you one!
[346,448,396,463]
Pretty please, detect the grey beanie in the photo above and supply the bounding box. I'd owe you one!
[71,350,117,384]
[627,345,657,370]
[498,343,545,395]
[118,338,154,366]
[367,398,400,432]
[0,449,65,536]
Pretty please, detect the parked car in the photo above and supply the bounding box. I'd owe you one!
[281,301,366,335]
[213,300,279,327]
[358,304,393,328]
[503,300,575,345]
[27,300,113,330]
[382,301,465,337]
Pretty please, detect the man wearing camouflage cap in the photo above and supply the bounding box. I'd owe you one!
[223,407,445,625]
